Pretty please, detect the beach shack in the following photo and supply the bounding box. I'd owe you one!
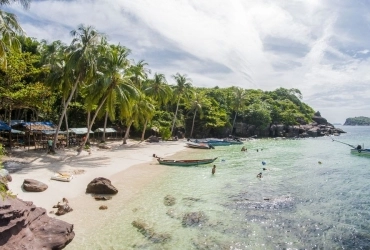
[68,128,94,145]
[94,128,119,141]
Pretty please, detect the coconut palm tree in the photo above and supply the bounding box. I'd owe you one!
[187,92,208,138]
[0,0,30,8]
[144,73,172,106]
[230,87,247,135]
[80,44,139,149]
[170,73,193,136]
[50,25,103,151]
[127,60,150,90]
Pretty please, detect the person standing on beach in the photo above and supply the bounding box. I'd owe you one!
[212,165,216,175]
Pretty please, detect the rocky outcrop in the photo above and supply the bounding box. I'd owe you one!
[22,179,48,192]
[0,197,74,250]
[86,177,118,194]
[233,111,346,138]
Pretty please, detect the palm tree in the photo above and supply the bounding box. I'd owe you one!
[230,87,247,135]
[170,73,193,136]
[144,73,172,106]
[127,60,150,90]
[80,44,139,149]
[50,25,103,151]
[0,0,29,69]
[187,92,207,138]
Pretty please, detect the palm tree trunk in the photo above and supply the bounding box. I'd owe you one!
[102,111,108,142]
[141,119,148,141]
[123,120,133,144]
[79,96,109,150]
[8,106,12,150]
[63,98,69,148]
[232,111,238,136]
[170,97,180,136]
[190,110,197,138]
[52,74,80,151]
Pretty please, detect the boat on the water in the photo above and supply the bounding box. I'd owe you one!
[190,138,243,146]
[157,157,218,166]
[186,142,213,149]
[350,148,370,156]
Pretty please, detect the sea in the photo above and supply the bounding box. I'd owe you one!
[67,126,370,250]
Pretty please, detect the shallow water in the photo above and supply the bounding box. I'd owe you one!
[66,126,370,249]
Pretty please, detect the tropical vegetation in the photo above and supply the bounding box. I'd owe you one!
[0,1,316,151]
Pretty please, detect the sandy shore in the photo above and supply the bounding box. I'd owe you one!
[5,139,188,219]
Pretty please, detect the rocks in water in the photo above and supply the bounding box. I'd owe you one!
[182,211,208,227]
[94,195,112,201]
[86,177,118,194]
[99,205,108,210]
[22,179,48,192]
[163,195,176,206]
[52,198,73,216]
[132,219,171,243]
[0,197,74,249]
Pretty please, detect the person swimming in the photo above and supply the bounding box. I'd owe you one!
[257,172,262,178]
[262,168,267,171]
[241,146,246,152]
[212,165,216,175]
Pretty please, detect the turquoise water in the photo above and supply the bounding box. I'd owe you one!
[68,126,370,249]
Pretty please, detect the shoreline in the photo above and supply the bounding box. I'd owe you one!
[4,140,189,230]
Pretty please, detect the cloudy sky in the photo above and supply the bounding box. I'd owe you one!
[6,0,370,123]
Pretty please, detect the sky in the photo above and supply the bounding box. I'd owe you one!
[5,0,370,124]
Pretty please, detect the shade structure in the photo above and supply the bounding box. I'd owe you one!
[68,128,94,135]
[94,128,117,133]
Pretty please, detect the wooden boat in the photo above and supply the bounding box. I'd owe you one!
[350,148,370,156]
[186,142,213,149]
[157,157,218,166]
[51,172,73,182]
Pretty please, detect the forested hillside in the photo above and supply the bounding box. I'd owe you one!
[344,117,370,126]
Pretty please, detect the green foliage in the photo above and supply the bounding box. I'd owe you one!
[159,126,171,140]
[344,116,370,126]
[244,103,272,128]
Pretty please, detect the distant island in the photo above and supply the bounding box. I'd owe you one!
[332,123,342,125]
[343,116,370,126]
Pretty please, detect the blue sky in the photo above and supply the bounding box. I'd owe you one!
[6,0,370,124]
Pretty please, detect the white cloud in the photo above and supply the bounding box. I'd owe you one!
[5,0,370,122]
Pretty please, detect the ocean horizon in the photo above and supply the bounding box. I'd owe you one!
[66,126,370,249]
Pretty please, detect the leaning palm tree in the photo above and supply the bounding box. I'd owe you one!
[230,87,247,135]
[50,25,103,151]
[80,44,139,149]
[144,73,172,106]
[170,73,193,135]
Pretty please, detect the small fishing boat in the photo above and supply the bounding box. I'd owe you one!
[350,148,370,156]
[157,157,218,166]
[51,172,73,182]
[186,142,213,149]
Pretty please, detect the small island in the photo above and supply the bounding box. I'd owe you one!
[343,116,370,126]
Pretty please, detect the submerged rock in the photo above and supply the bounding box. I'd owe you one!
[132,219,171,243]
[164,195,176,206]
[182,211,208,227]
[0,197,74,249]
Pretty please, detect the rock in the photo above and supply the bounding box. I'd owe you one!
[99,205,108,210]
[146,135,160,143]
[52,198,73,216]
[98,144,111,149]
[182,211,208,227]
[86,177,118,194]
[0,197,74,249]
[94,195,112,201]
[22,179,48,192]
[132,219,171,243]
[163,195,176,206]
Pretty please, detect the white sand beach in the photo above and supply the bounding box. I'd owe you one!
[4,139,189,239]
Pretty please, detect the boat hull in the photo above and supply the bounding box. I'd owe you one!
[157,157,218,166]
[350,149,370,156]
[186,142,211,149]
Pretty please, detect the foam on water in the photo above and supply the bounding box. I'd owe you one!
[66,126,370,249]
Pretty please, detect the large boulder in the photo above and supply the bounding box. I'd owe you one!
[0,197,74,249]
[22,179,48,192]
[86,177,118,194]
